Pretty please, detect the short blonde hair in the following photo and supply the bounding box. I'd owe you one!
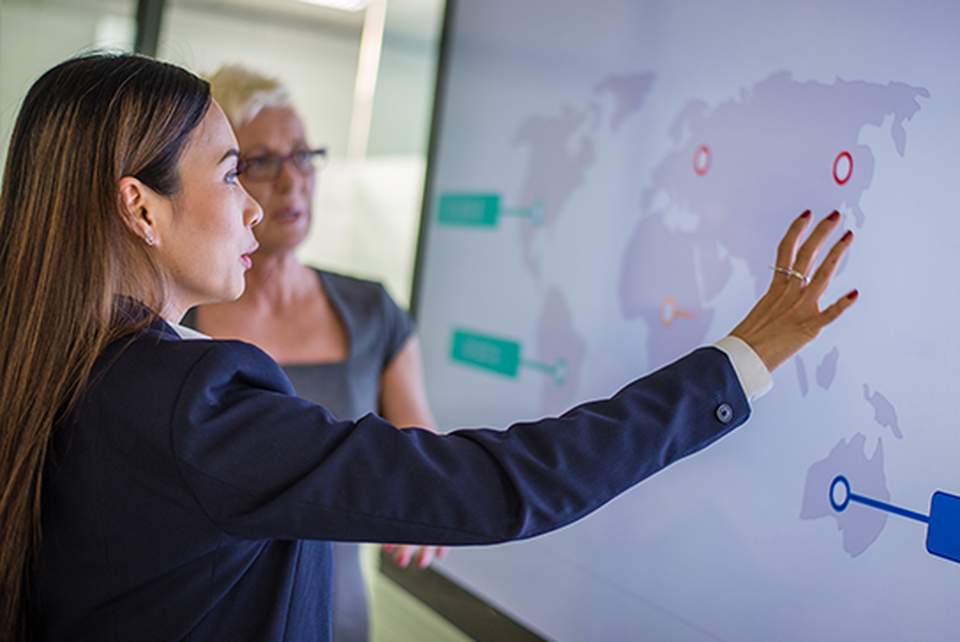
[206,63,292,128]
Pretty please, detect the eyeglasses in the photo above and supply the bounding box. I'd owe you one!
[238,147,328,182]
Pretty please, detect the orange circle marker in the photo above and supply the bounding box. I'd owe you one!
[660,297,697,327]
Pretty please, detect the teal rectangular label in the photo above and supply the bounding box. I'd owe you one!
[437,194,500,227]
[450,329,520,377]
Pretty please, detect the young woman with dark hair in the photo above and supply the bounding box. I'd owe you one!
[0,54,214,641]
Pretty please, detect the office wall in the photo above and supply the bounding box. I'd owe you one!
[0,1,136,175]
[0,0,442,306]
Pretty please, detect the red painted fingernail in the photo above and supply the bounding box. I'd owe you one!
[842,230,853,241]
[846,289,859,300]
[800,210,812,218]
[828,211,841,221]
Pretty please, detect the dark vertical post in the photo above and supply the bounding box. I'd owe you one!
[409,0,455,321]
[134,0,167,57]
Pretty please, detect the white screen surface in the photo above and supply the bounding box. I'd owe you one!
[414,1,960,639]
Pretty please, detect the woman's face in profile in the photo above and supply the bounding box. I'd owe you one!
[149,102,263,317]
[235,106,316,255]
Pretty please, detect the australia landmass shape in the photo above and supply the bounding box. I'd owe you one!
[801,433,889,557]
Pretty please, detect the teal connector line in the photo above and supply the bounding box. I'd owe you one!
[500,200,545,226]
[437,193,544,228]
[520,357,568,386]
[450,329,567,385]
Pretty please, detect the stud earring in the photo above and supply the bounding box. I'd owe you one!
[143,229,155,247]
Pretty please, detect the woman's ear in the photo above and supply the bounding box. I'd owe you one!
[118,177,158,247]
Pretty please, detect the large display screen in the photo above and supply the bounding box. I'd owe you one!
[413,1,960,639]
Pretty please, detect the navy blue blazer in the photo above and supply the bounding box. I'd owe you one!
[33,318,749,641]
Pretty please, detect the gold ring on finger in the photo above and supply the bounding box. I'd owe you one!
[769,265,809,286]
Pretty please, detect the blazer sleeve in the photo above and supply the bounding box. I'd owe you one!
[170,341,750,545]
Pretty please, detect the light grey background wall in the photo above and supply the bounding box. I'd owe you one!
[0,0,443,305]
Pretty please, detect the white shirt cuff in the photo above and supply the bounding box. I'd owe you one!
[712,335,773,402]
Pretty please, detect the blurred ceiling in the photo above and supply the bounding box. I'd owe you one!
[7,0,444,40]
[172,0,367,35]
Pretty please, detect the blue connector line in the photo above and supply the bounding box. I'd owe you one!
[830,475,928,523]
[829,475,960,565]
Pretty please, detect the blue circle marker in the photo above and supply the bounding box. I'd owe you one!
[830,475,851,512]
[829,474,929,523]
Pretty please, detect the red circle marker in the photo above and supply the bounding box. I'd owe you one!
[833,151,853,185]
[693,145,711,176]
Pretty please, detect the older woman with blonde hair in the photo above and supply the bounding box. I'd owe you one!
[184,63,440,641]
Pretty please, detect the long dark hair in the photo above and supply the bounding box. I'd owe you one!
[0,53,210,639]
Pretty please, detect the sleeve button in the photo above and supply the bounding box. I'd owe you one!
[715,403,734,424]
